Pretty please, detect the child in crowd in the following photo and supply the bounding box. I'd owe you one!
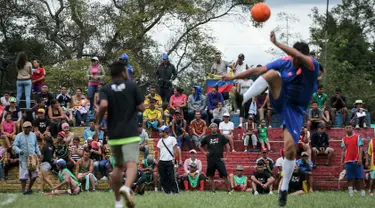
[258,119,272,152]
[162,103,171,126]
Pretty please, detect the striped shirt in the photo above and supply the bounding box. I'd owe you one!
[70,145,83,161]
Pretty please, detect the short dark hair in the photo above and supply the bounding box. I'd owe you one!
[257,161,264,166]
[76,88,82,92]
[318,84,323,89]
[312,101,317,104]
[293,42,310,56]
[89,118,96,123]
[3,90,10,95]
[109,61,127,78]
[73,137,80,142]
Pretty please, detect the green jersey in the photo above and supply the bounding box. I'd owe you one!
[258,127,268,140]
[312,93,327,109]
[234,175,246,185]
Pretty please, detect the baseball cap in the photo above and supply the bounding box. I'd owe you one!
[9,97,16,103]
[262,148,268,153]
[58,131,66,138]
[37,108,45,114]
[189,163,197,168]
[91,56,99,61]
[190,149,197,154]
[22,121,32,128]
[301,152,308,157]
[55,159,66,167]
[235,165,244,171]
[120,53,129,61]
[162,53,169,60]
[223,112,230,117]
[146,155,155,165]
[158,125,169,132]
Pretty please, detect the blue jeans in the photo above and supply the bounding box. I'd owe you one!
[88,85,99,111]
[75,111,87,126]
[93,161,100,178]
[177,134,192,150]
[16,80,32,108]
[99,159,108,177]
[140,145,149,159]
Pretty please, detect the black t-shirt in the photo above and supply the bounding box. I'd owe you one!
[56,94,72,108]
[99,80,144,139]
[289,170,306,193]
[200,133,228,161]
[33,118,51,134]
[41,146,54,163]
[4,106,21,121]
[330,95,346,109]
[38,92,54,107]
[311,131,329,148]
[252,171,271,185]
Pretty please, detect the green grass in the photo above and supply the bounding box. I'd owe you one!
[0,191,373,208]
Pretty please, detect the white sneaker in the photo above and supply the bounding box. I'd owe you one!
[119,186,134,208]
[238,123,242,128]
[254,191,259,196]
[101,176,108,180]
[115,199,124,208]
[355,124,360,129]
[364,123,367,128]
[154,187,158,192]
[269,191,273,195]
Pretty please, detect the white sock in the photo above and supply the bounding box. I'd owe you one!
[348,186,353,196]
[280,159,296,191]
[242,76,268,105]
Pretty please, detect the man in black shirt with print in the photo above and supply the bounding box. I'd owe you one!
[199,123,230,193]
[251,161,275,195]
[96,61,145,208]
[287,163,307,195]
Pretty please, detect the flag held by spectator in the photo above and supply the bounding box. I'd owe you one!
[206,79,234,93]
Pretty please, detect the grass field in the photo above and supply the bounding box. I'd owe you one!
[0,191,373,208]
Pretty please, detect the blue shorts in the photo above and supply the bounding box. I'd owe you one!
[146,121,159,129]
[269,85,305,144]
[345,162,364,180]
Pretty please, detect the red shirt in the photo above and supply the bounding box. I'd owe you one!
[341,134,363,163]
[190,119,207,135]
[32,67,45,86]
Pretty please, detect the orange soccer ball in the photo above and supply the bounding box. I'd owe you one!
[251,3,271,23]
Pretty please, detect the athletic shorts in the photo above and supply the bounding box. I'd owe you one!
[259,137,268,143]
[269,85,304,144]
[40,162,52,172]
[345,162,364,180]
[206,160,228,178]
[110,142,140,165]
[370,170,375,180]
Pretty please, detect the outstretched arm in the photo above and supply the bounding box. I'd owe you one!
[223,66,267,81]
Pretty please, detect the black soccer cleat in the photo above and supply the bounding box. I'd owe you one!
[278,190,288,207]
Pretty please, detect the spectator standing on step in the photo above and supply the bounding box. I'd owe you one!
[330,88,348,126]
[235,74,253,128]
[156,125,179,194]
[32,60,45,93]
[210,52,230,76]
[230,53,249,77]
[87,57,105,112]
[341,124,365,197]
[15,52,32,109]
[251,160,275,195]
[12,121,41,194]
[199,123,231,193]
[39,136,55,193]
[156,53,177,103]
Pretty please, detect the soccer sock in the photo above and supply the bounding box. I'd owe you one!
[281,159,296,191]
[200,180,205,191]
[242,76,268,105]
[184,181,189,190]
[348,186,353,196]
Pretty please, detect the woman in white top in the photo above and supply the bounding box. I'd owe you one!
[15,52,33,109]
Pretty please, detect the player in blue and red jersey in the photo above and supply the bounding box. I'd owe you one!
[223,31,320,206]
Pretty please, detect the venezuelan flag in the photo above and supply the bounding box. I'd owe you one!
[206,72,234,93]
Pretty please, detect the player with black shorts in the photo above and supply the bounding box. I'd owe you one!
[199,123,231,192]
[96,61,145,208]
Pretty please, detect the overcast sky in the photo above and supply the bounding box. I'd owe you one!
[151,0,342,66]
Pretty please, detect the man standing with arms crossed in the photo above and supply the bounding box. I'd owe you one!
[96,61,145,208]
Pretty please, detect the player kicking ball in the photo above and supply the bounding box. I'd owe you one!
[223,31,320,206]
[96,61,145,208]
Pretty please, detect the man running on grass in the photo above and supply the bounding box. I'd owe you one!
[223,31,320,206]
[96,61,145,208]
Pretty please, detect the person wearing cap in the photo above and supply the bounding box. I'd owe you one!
[210,51,230,76]
[330,88,348,126]
[351,99,368,129]
[297,152,313,192]
[219,112,235,152]
[144,85,163,109]
[2,97,22,129]
[75,150,97,192]
[142,98,162,134]
[87,56,105,112]
[243,116,258,152]
[235,72,254,128]
[256,148,274,175]
[12,121,41,194]
[307,101,325,131]
[138,155,159,192]
[312,84,330,124]
[183,163,205,191]
[156,125,179,194]
[251,160,275,195]
[229,165,248,192]
[33,108,51,143]
[183,149,203,176]
[52,159,81,195]
[230,53,249,76]
[190,111,207,147]
[199,122,231,192]
[311,123,334,167]
[95,61,145,207]
[119,53,134,80]
[156,53,177,102]
[171,109,192,150]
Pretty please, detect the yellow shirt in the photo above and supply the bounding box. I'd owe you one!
[368,139,375,170]
[143,108,161,120]
[144,94,162,107]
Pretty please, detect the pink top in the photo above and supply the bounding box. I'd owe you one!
[183,158,203,174]
[2,120,15,134]
[88,65,101,86]
[170,94,187,108]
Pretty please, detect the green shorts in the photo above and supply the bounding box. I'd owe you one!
[109,136,141,165]
[259,137,269,143]
[370,170,375,180]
